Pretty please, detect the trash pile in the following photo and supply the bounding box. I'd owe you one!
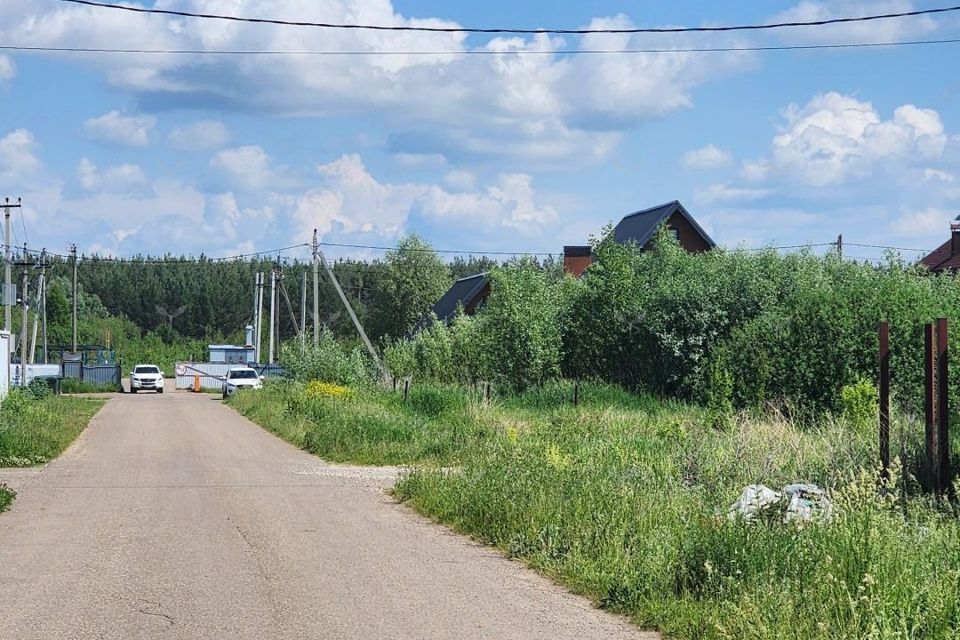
[728,483,833,524]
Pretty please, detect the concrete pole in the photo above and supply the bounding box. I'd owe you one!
[29,272,42,364]
[4,198,12,332]
[312,229,319,348]
[268,269,276,364]
[300,270,307,354]
[40,249,47,363]
[71,244,78,353]
[255,272,264,363]
[20,265,28,386]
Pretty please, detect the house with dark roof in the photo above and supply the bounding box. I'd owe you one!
[425,200,715,326]
[563,200,715,276]
[421,272,490,328]
[921,216,960,273]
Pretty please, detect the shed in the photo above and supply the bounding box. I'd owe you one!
[208,344,256,365]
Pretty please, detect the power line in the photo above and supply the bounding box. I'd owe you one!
[6,38,960,56]
[23,243,311,264]
[317,241,559,257]
[18,207,29,247]
[845,242,933,253]
[57,0,960,35]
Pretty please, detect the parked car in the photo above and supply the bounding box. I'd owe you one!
[130,365,164,394]
[222,367,263,399]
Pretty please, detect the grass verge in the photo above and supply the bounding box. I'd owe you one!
[0,390,106,467]
[231,377,960,638]
[229,381,497,465]
[0,484,13,512]
[393,384,960,639]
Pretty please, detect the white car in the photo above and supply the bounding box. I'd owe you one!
[130,364,164,394]
[222,367,263,399]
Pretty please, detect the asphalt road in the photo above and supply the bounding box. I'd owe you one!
[0,390,656,639]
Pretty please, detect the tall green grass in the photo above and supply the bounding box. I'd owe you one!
[392,383,960,639]
[230,381,496,466]
[0,391,105,466]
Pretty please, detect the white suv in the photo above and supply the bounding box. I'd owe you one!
[222,367,263,399]
[130,364,164,394]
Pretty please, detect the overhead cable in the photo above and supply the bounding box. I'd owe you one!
[6,38,960,56]
[56,0,960,35]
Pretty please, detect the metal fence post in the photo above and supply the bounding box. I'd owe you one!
[937,317,951,494]
[879,322,890,482]
[925,322,937,488]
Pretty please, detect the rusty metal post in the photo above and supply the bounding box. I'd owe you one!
[937,317,951,494]
[484,382,491,403]
[879,322,890,482]
[925,322,937,487]
[403,378,409,404]
[573,381,580,407]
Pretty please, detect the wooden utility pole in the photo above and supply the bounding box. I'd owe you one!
[70,243,78,353]
[836,234,843,258]
[312,229,319,348]
[3,197,20,332]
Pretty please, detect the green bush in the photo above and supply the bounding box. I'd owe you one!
[840,378,879,430]
[280,327,375,386]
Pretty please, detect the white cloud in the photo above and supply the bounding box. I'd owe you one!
[0,128,41,187]
[889,207,953,237]
[0,1,748,163]
[210,145,277,191]
[292,153,558,244]
[77,158,146,192]
[0,55,14,83]
[923,168,955,183]
[694,183,771,205]
[168,120,232,151]
[749,92,947,186]
[683,144,733,169]
[443,169,477,192]
[82,110,156,147]
[770,1,938,44]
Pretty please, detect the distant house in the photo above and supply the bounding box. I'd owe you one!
[426,200,716,325]
[421,272,490,328]
[920,216,960,273]
[563,200,715,276]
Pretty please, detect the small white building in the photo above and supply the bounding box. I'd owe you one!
[208,344,256,365]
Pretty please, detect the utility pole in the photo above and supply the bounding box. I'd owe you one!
[268,268,277,364]
[312,229,319,348]
[318,249,381,371]
[4,197,20,333]
[300,270,307,354]
[254,272,264,363]
[40,249,47,363]
[70,243,78,353]
[29,258,43,365]
[20,257,28,387]
[836,234,843,259]
[251,271,259,356]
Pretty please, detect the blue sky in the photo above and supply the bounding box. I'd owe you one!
[0,0,958,262]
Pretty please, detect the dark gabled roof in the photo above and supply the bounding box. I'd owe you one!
[921,239,959,272]
[431,272,490,324]
[613,200,716,249]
